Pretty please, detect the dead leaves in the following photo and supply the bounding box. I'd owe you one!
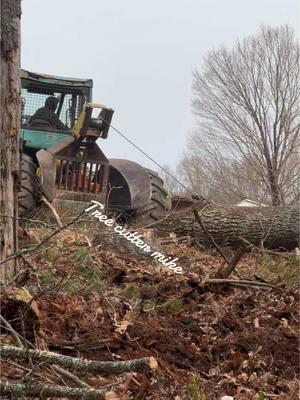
[9,227,299,399]
[114,310,133,335]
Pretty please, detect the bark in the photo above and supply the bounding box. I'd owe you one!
[0,381,113,400]
[0,0,21,280]
[158,200,299,250]
[0,344,158,374]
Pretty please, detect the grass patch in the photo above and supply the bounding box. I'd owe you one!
[42,248,61,262]
[142,300,156,311]
[121,285,140,300]
[160,298,183,313]
[63,263,105,294]
[186,374,206,400]
[257,253,299,290]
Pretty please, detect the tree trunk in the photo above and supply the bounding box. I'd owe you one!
[0,0,21,280]
[158,200,299,250]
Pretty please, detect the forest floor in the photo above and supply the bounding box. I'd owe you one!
[0,214,299,400]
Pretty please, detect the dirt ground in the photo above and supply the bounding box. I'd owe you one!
[0,225,299,399]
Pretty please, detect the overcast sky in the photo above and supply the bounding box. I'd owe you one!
[21,0,299,170]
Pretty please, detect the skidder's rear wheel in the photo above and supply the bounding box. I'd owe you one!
[132,169,170,227]
[18,154,37,216]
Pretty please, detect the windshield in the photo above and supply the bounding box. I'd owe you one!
[21,83,87,132]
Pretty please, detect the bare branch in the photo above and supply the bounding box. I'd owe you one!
[0,344,158,375]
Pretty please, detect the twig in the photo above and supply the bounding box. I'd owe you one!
[84,235,92,248]
[193,209,250,277]
[20,254,41,290]
[0,213,57,228]
[0,314,23,347]
[0,210,85,266]
[5,360,54,384]
[41,196,63,228]
[132,198,199,231]
[21,360,48,382]
[51,365,91,388]
[217,242,248,278]
[19,254,36,272]
[0,344,158,374]
[206,278,281,290]
[0,318,91,389]
[183,277,281,298]
[240,237,294,258]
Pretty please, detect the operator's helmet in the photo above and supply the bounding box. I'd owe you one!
[45,96,59,111]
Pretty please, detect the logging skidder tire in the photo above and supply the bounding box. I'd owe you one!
[18,154,37,216]
[132,169,170,226]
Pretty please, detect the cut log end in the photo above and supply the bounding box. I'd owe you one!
[149,356,158,370]
[105,392,119,400]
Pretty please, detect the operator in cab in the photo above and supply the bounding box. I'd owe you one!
[29,96,67,131]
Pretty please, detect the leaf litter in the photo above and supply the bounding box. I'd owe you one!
[1,226,299,399]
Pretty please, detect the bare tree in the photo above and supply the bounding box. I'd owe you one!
[189,25,299,206]
[157,165,184,196]
[175,152,212,197]
[0,0,21,280]
[178,137,274,204]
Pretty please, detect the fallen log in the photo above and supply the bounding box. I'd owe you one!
[158,199,299,250]
[0,381,113,400]
[0,344,157,375]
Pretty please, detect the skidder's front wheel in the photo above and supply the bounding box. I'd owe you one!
[18,154,37,216]
[132,169,170,227]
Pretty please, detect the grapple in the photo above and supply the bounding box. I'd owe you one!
[36,104,152,213]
